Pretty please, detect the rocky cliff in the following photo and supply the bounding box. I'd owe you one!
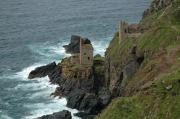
[28,50,110,119]
[28,0,180,118]
[96,0,180,118]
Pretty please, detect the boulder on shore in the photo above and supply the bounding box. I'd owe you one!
[37,110,72,119]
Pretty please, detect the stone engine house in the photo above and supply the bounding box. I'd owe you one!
[62,36,93,79]
[119,21,143,43]
[70,37,93,66]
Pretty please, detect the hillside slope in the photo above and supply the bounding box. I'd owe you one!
[96,0,180,119]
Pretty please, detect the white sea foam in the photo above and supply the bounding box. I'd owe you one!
[49,44,71,57]
[14,63,80,119]
[28,41,71,62]
[12,37,111,119]
[15,63,45,80]
[0,111,13,119]
[92,37,112,56]
[24,98,80,119]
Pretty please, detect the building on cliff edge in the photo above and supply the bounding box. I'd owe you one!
[62,35,94,79]
[119,20,144,43]
[70,37,93,67]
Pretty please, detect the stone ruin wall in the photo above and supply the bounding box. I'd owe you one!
[70,53,80,65]
[61,37,94,79]
[119,21,143,43]
[74,67,93,79]
[120,21,128,43]
[80,44,93,66]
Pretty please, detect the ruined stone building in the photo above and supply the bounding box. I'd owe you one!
[119,21,143,43]
[69,37,93,67]
[62,35,93,79]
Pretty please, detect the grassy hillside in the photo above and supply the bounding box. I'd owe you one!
[96,0,180,119]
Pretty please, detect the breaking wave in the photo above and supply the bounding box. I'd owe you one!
[0,111,13,119]
[13,63,80,119]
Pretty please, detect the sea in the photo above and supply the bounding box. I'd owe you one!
[0,0,151,118]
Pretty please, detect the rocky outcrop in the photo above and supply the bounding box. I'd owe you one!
[58,77,94,96]
[67,89,86,109]
[48,65,63,85]
[79,93,100,114]
[28,37,144,119]
[60,78,109,116]
[28,62,57,79]
[105,45,144,97]
[63,35,91,54]
[75,112,95,119]
[28,62,64,85]
[37,110,71,119]
[28,56,110,118]
[98,87,111,107]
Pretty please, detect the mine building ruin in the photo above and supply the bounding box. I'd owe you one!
[63,35,93,67]
[119,21,143,43]
[62,35,94,79]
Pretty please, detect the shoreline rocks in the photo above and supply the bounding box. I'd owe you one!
[28,56,111,118]
[28,44,144,118]
[27,43,144,118]
[37,110,72,119]
[28,62,57,79]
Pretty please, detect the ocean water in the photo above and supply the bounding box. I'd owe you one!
[0,0,150,119]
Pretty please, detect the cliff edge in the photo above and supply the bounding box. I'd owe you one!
[28,0,180,118]
[96,0,180,118]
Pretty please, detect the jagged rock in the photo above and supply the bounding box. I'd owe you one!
[123,60,139,80]
[79,78,94,92]
[28,62,57,79]
[110,72,124,97]
[63,35,91,54]
[105,45,144,97]
[63,35,81,54]
[66,89,86,109]
[48,66,64,85]
[59,78,94,96]
[37,110,71,119]
[98,87,111,107]
[79,93,100,114]
[74,112,95,119]
[51,87,63,97]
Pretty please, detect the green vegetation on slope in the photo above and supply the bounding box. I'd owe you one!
[96,0,180,118]
[96,68,180,119]
[106,0,180,71]
[93,54,105,75]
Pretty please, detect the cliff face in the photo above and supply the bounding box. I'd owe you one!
[28,53,110,119]
[96,0,180,118]
[28,0,179,118]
